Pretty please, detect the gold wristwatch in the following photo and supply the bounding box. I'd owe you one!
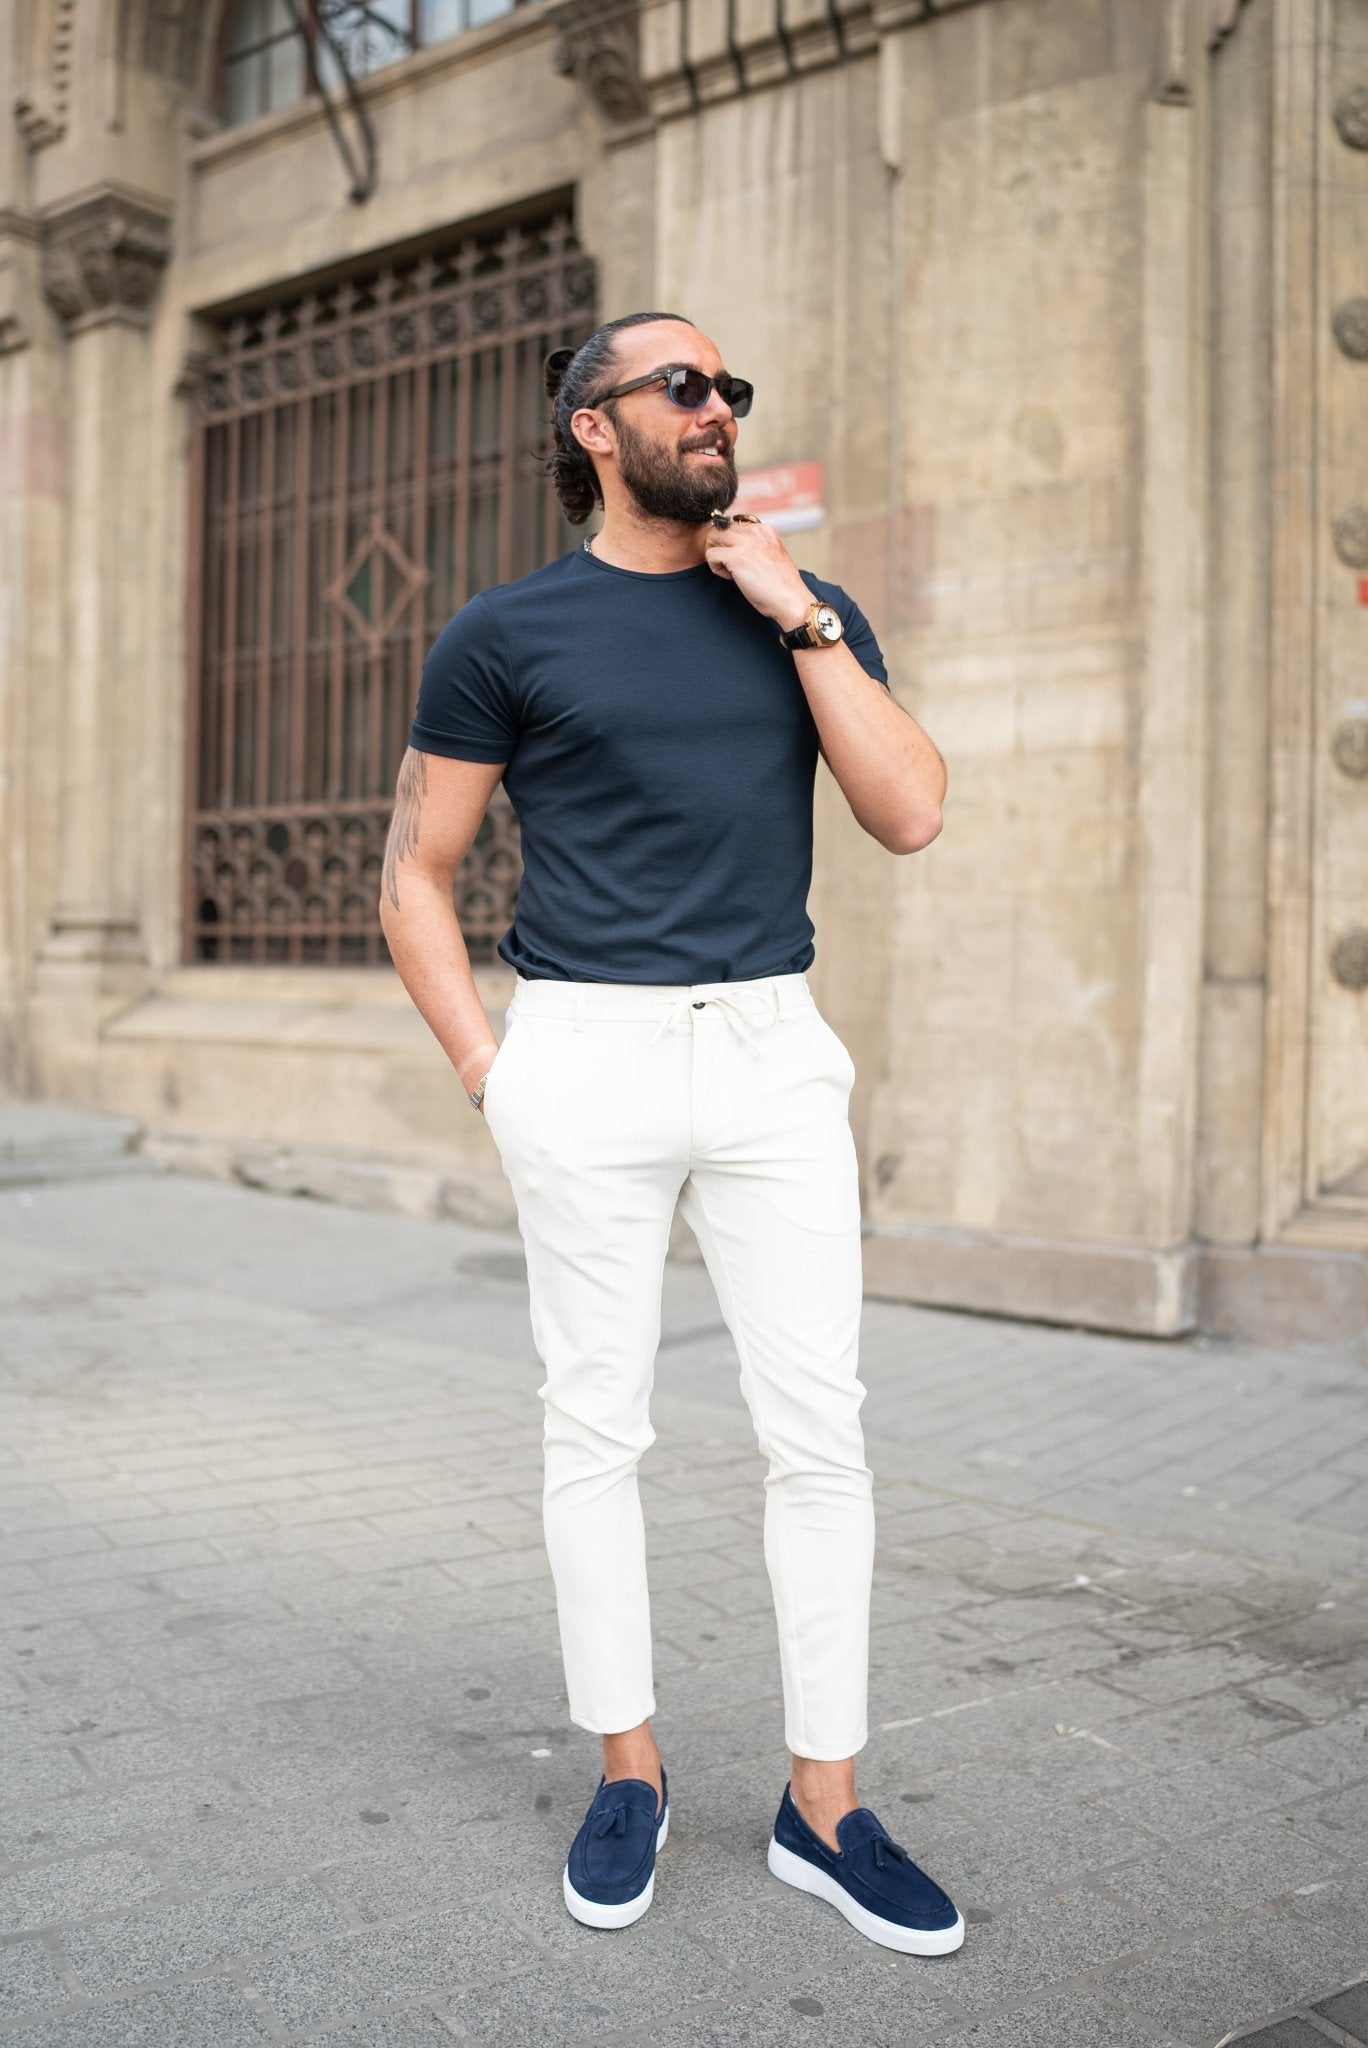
[779,600,844,650]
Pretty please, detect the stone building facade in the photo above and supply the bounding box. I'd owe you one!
[1,0,1365,1342]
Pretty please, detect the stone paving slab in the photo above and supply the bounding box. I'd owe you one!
[1,1171,1366,2045]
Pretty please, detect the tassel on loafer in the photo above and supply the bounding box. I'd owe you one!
[563,1768,669,1929]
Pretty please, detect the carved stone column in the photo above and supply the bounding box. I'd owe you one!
[39,192,171,337]
[0,213,40,357]
[36,188,172,987]
[1195,0,1271,1249]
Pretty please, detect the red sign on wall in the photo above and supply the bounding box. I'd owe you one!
[732,459,825,533]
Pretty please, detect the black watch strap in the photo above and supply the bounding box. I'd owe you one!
[779,608,816,650]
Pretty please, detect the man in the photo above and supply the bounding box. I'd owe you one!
[379,310,962,1955]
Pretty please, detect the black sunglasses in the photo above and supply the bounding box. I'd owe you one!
[590,362,755,419]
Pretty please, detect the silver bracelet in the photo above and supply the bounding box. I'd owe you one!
[468,1073,489,1112]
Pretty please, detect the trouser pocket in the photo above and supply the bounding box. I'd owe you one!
[807,1007,856,1089]
[480,1012,521,1138]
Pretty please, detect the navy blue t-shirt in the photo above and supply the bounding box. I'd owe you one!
[409,542,888,985]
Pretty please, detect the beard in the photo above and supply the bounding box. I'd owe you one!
[612,409,739,523]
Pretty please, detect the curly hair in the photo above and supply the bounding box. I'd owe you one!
[543,311,695,524]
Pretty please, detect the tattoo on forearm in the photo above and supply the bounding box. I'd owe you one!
[383,748,428,909]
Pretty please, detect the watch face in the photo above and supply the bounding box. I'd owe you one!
[815,605,842,642]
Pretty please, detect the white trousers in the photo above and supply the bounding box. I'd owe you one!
[481,969,874,1761]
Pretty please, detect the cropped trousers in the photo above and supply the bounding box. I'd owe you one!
[480,969,874,1761]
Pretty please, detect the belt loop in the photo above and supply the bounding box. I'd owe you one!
[574,986,585,1035]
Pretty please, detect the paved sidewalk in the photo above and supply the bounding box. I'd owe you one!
[1,1166,1366,2048]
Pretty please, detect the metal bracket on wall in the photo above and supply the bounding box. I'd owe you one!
[279,0,385,204]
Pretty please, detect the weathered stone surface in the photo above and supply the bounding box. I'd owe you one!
[0,1103,145,1185]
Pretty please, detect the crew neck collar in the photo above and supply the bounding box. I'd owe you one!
[577,539,711,582]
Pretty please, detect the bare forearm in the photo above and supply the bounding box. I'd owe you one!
[700,519,945,855]
[796,644,946,853]
[380,878,499,1094]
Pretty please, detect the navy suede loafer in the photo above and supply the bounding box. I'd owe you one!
[767,1781,964,1955]
[563,1768,669,1929]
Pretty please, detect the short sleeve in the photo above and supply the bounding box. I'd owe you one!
[409,593,519,762]
[800,573,890,690]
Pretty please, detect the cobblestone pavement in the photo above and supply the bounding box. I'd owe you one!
[1,1167,1367,2048]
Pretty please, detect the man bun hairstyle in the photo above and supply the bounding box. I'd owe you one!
[544,311,695,524]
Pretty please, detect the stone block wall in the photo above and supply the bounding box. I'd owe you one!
[1,0,1364,1339]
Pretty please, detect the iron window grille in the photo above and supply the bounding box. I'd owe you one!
[184,215,595,967]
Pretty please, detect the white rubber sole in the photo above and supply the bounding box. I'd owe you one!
[766,1836,966,1956]
[563,1806,669,1929]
